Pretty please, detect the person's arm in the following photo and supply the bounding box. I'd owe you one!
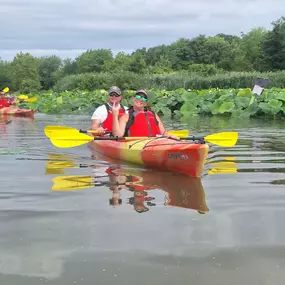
[155,114,167,135]
[112,113,129,137]
[91,106,107,134]
[91,119,101,130]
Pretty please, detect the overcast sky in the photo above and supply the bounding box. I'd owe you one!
[1,0,284,61]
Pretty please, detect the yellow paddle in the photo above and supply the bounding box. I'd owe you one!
[2,87,9,93]
[45,126,238,149]
[25,96,38,103]
[44,125,189,139]
[17,94,38,102]
[17,95,29,100]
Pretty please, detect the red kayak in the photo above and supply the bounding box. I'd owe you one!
[0,107,35,118]
[89,137,209,178]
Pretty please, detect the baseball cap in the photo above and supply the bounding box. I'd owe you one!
[109,86,122,95]
[135,89,148,98]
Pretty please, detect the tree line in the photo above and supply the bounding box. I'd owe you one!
[1,16,285,93]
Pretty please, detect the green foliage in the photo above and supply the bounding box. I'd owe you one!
[15,87,285,120]
[75,49,113,73]
[39,55,62,89]
[180,87,285,119]
[9,52,41,92]
[187,64,222,75]
[54,71,147,92]
[0,59,12,89]
[20,78,41,94]
[262,17,285,70]
[240,27,267,71]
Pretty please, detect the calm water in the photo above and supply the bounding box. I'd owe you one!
[0,113,285,285]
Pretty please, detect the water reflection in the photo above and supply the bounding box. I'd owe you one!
[45,154,79,175]
[206,157,238,175]
[107,166,209,214]
[45,153,209,213]
[45,153,241,214]
[0,116,12,137]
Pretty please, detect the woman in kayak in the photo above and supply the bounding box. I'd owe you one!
[91,86,128,135]
[0,92,12,109]
[112,89,177,138]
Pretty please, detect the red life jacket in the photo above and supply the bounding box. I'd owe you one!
[0,99,11,109]
[102,103,126,132]
[125,107,161,137]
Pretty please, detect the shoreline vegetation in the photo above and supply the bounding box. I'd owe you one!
[1,16,285,119]
[12,87,285,119]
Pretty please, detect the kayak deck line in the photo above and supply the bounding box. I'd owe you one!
[127,137,206,150]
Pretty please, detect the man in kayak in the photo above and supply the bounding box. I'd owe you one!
[0,92,12,109]
[91,86,128,135]
[112,89,177,138]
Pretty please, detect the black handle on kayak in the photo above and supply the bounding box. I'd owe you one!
[79,129,112,135]
[182,135,205,143]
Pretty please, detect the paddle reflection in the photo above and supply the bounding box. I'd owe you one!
[206,156,238,175]
[45,154,79,175]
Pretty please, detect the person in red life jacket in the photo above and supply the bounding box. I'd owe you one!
[0,92,12,109]
[111,89,178,138]
[8,91,17,105]
[91,86,128,135]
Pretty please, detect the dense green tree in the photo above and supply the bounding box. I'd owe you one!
[128,51,147,73]
[169,36,207,69]
[216,33,241,43]
[102,52,133,72]
[39,55,62,89]
[240,27,267,70]
[262,17,285,70]
[0,59,12,89]
[9,52,41,92]
[75,49,113,73]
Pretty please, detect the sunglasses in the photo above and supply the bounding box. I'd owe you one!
[109,93,121,97]
[134,94,147,102]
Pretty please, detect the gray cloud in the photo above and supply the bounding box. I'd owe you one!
[0,0,284,60]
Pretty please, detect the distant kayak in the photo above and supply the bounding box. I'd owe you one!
[0,107,35,118]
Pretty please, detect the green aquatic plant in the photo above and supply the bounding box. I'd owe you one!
[15,87,285,119]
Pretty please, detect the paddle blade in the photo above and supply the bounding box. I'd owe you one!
[49,132,94,148]
[204,132,238,147]
[168,129,189,137]
[52,175,93,191]
[44,125,80,138]
[18,94,28,100]
[25,96,38,102]
[44,126,102,138]
[2,87,9,93]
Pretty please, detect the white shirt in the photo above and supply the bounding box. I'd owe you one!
[91,103,128,123]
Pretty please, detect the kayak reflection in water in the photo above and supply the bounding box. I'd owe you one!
[106,165,156,213]
[105,165,209,214]
[46,154,209,214]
